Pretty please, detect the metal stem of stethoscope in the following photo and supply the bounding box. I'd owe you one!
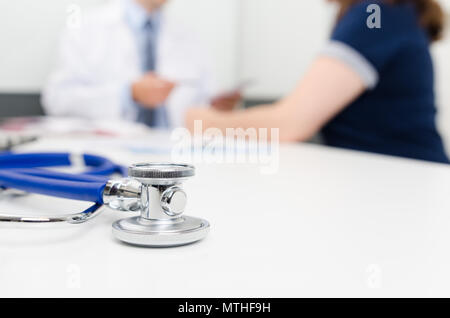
[104,163,210,247]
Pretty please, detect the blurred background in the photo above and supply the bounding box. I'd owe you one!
[0,0,448,147]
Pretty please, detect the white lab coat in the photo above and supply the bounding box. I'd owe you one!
[42,0,215,128]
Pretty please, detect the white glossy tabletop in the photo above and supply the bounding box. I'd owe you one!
[1,132,450,298]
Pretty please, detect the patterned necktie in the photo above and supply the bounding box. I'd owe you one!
[136,19,167,127]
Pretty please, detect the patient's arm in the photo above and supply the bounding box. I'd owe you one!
[185,56,366,142]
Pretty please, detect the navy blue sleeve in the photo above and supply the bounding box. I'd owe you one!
[331,1,414,73]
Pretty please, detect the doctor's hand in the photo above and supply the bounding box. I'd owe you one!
[132,73,175,108]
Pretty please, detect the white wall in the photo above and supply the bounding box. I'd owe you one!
[0,0,107,92]
[0,0,239,93]
[165,0,240,91]
[434,1,450,150]
[239,0,336,99]
[434,29,450,151]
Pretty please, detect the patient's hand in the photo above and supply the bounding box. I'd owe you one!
[211,91,241,111]
[185,107,218,133]
[132,73,175,108]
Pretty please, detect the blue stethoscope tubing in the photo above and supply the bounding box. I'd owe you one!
[0,153,126,204]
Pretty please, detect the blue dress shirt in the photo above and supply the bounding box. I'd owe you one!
[121,0,168,128]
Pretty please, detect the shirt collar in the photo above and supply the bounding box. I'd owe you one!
[123,0,162,31]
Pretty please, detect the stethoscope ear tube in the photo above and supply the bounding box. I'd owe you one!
[13,168,109,183]
[0,152,126,204]
[0,152,124,176]
[0,152,125,224]
[0,154,134,224]
[0,169,106,203]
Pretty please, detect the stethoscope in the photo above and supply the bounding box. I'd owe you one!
[0,152,210,247]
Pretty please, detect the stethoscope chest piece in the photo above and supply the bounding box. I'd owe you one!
[111,163,210,247]
[0,154,210,248]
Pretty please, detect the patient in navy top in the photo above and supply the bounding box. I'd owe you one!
[185,0,448,164]
[322,0,449,163]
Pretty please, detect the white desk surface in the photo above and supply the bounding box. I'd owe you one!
[1,132,450,298]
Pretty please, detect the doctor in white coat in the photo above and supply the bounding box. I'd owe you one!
[43,0,235,129]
